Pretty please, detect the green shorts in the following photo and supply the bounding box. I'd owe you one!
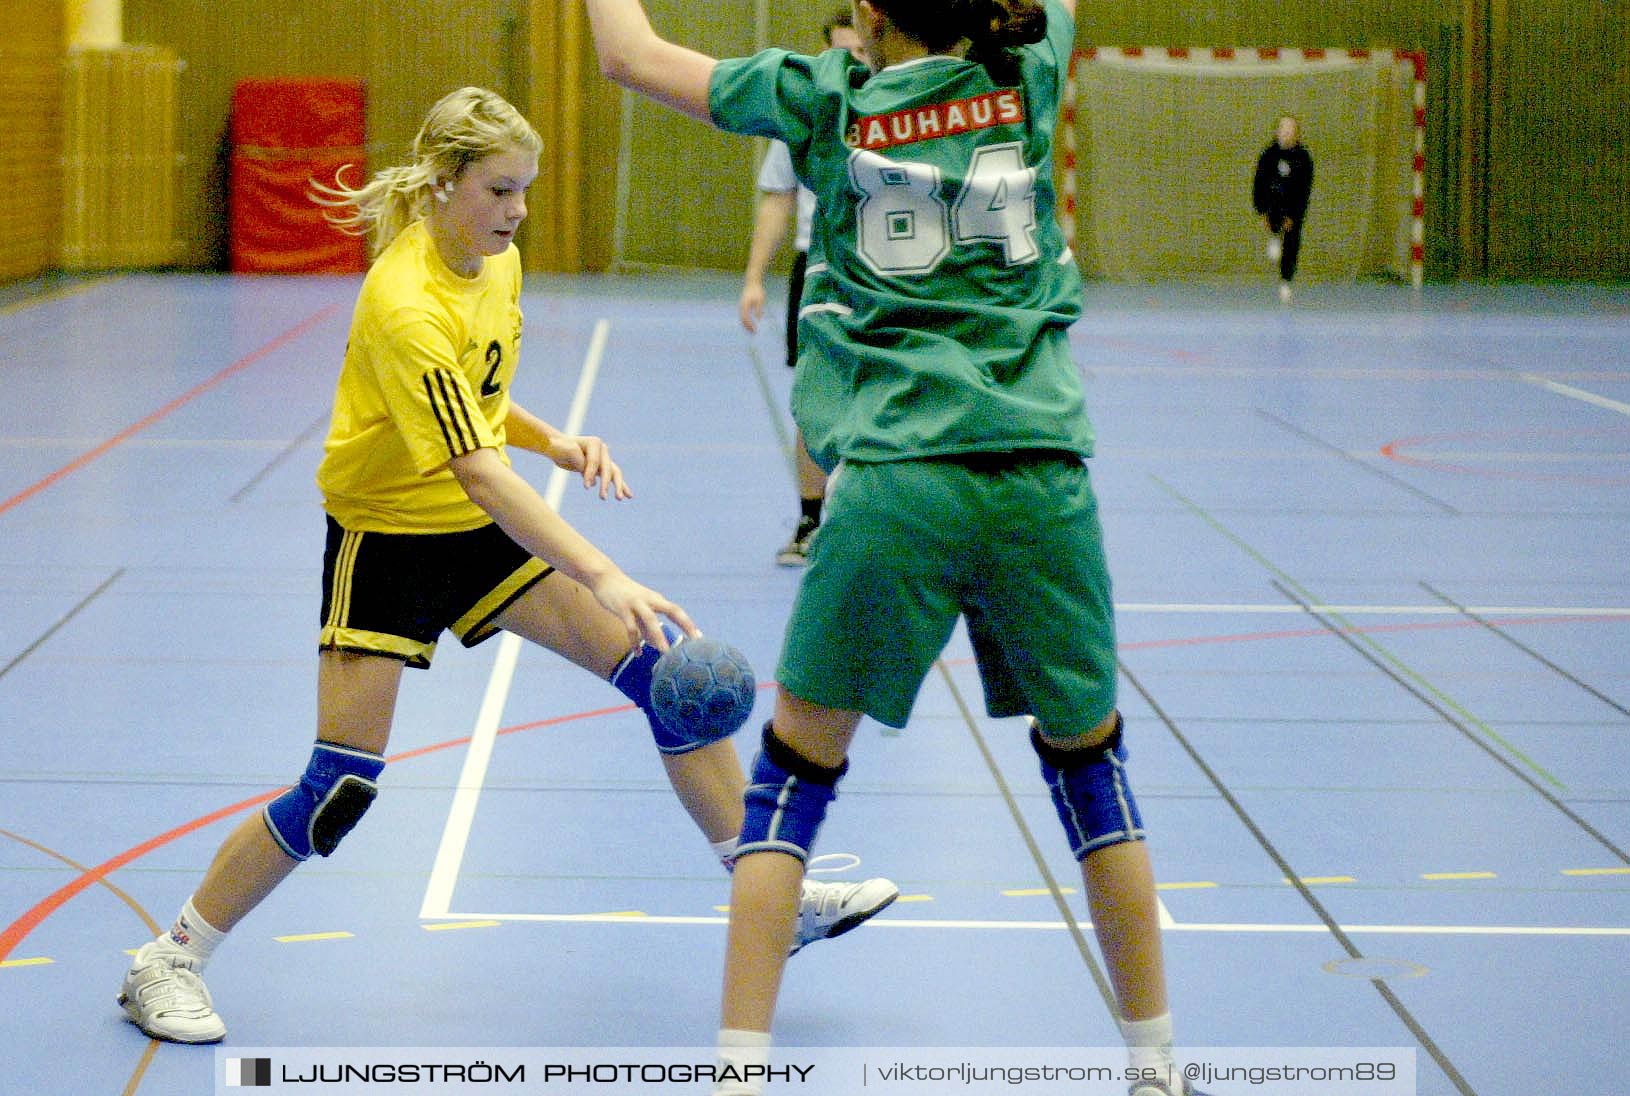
[777,452,1117,735]
[318,516,552,668]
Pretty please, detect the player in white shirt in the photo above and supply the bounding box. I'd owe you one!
[737,10,867,566]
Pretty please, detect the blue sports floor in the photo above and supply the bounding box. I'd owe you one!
[1,272,1626,1094]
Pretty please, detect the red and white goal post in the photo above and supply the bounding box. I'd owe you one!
[1060,47,1426,289]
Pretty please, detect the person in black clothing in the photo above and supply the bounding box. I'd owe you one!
[1252,115,1314,302]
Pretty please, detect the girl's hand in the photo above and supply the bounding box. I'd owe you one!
[589,572,699,650]
[739,279,766,333]
[549,434,632,500]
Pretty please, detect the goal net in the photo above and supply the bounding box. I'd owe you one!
[1062,48,1425,286]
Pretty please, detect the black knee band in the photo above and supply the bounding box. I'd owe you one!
[759,722,848,786]
[738,722,848,862]
[1030,712,1124,769]
[1032,712,1145,861]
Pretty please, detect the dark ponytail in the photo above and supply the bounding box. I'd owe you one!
[964,0,1046,82]
[967,0,1047,51]
[873,0,1047,80]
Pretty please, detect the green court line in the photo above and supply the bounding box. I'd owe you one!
[1149,473,1566,792]
[744,338,800,481]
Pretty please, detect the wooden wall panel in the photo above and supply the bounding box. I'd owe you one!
[1073,0,1458,48]
[609,0,758,272]
[1490,0,1629,277]
[61,46,183,269]
[124,0,522,268]
[527,1,620,272]
[0,0,65,282]
[115,0,1627,278]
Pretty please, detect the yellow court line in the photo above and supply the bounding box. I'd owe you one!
[273,931,355,943]
[1422,871,1497,881]
[421,920,501,932]
[1286,876,1356,886]
[1156,881,1218,891]
[1563,867,1630,877]
[0,274,121,316]
[0,957,53,968]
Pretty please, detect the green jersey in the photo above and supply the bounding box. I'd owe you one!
[709,1,1090,469]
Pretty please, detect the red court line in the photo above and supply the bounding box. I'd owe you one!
[0,303,343,518]
[0,792,283,964]
[1380,425,1630,486]
[0,705,630,964]
[2,613,1620,964]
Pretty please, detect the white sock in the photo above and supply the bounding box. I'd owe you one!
[715,1028,771,1096]
[155,896,227,969]
[1121,1011,1177,1081]
[711,836,740,871]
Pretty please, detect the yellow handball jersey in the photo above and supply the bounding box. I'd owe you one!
[317,219,523,533]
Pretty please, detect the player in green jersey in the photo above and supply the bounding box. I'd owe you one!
[587,2,1207,1094]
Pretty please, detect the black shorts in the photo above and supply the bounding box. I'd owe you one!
[318,516,553,668]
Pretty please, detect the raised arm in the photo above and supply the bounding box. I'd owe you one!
[585,0,719,123]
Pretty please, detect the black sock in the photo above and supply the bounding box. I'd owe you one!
[799,496,823,527]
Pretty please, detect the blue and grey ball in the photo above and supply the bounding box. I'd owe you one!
[649,637,757,746]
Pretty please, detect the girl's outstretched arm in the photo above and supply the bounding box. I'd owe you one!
[449,446,695,648]
[585,0,718,123]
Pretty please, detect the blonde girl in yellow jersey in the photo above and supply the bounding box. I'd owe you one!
[116,86,894,1044]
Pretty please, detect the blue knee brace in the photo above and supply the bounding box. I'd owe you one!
[263,742,385,861]
[1032,714,1146,861]
[738,723,847,863]
[610,626,700,755]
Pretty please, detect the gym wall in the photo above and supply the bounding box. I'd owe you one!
[0,0,66,282]
[122,0,527,269]
[14,0,1621,280]
[1062,0,1626,278]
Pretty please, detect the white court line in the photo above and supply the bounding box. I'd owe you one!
[418,318,613,920]
[1114,603,1630,617]
[1522,373,1630,417]
[411,379,1624,916]
[434,910,1630,938]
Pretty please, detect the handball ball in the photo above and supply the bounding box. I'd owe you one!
[650,637,757,746]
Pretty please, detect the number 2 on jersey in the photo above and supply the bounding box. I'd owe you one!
[849,141,1039,275]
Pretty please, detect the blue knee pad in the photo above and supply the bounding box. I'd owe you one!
[610,625,701,755]
[1032,714,1146,861]
[263,742,386,861]
[738,723,847,863]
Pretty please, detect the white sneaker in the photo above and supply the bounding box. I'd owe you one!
[1130,1079,1210,1096]
[1278,282,1293,304]
[775,516,818,568]
[1130,1082,1204,1096]
[791,876,899,955]
[118,941,226,1043]
[1266,236,1283,262]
